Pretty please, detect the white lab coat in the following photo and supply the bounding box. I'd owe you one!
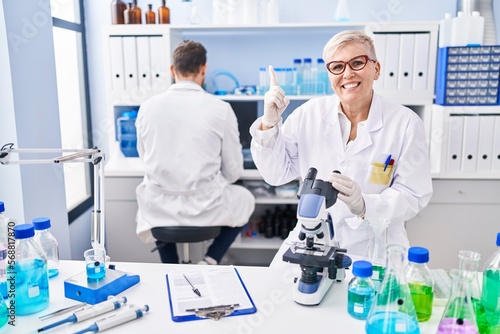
[135,81,255,244]
[250,93,433,261]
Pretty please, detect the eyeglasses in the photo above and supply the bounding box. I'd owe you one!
[326,55,377,75]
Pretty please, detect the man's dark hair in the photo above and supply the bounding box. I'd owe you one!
[172,40,207,76]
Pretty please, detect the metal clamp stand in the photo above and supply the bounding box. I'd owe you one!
[0,143,140,304]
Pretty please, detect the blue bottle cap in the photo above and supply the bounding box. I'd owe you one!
[293,59,302,64]
[496,232,500,247]
[14,224,35,239]
[0,201,4,212]
[408,246,429,263]
[317,58,325,64]
[32,217,51,230]
[352,260,373,278]
[304,58,312,63]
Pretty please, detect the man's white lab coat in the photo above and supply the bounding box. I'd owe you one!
[136,81,255,244]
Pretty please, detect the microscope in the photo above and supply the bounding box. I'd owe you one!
[283,168,352,306]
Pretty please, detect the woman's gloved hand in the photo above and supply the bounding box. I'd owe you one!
[262,65,290,128]
[328,172,366,218]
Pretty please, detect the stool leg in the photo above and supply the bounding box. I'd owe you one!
[182,243,190,264]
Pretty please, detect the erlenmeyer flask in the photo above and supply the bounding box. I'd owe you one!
[364,219,389,290]
[458,250,488,334]
[437,268,479,334]
[365,244,420,334]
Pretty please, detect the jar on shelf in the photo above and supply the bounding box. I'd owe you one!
[145,4,156,24]
[111,0,127,24]
[158,0,170,24]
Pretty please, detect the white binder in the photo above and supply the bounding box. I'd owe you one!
[149,36,168,92]
[413,33,430,90]
[136,37,152,91]
[109,37,125,92]
[397,33,415,90]
[476,115,495,172]
[461,116,480,173]
[446,115,464,173]
[383,33,400,90]
[492,116,500,172]
[122,37,138,92]
[372,33,386,90]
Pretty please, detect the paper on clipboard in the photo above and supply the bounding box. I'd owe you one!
[166,267,256,322]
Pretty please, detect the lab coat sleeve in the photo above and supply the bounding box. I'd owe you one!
[220,104,244,184]
[363,115,433,223]
[249,116,301,186]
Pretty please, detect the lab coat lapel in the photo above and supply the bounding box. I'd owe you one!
[322,97,345,157]
[343,94,383,160]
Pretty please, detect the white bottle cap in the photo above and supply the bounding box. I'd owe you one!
[444,13,452,19]
[472,11,480,17]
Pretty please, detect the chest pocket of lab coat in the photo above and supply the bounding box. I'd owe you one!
[363,163,392,194]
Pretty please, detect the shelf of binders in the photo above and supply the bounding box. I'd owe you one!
[429,104,500,179]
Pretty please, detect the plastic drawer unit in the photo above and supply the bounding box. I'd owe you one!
[435,45,500,106]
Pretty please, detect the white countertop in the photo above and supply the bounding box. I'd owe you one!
[13,260,444,334]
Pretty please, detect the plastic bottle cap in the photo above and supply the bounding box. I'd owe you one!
[445,13,452,19]
[408,246,429,263]
[317,58,325,64]
[352,260,373,278]
[472,11,480,17]
[293,59,302,64]
[0,201,4,213]
[33,217,51,230]
[14,224,35,239]
[304,58,312,63]
[496,232,500,247]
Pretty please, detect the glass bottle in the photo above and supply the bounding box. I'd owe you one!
[111,0,127,24]
[347,260,376,320]
[366,244,420,334]
[33,217,60,279]
[364,219,389,291]
[158,0,170,24]
[458,250,488,334]
[0,202,8,299]
[482,232,500,334]
[14,224,50,315]
[133,0,142,24]
[437,268,479,334]
[145,4,156,24]
[405,246,434,322]
[0,293,7,328]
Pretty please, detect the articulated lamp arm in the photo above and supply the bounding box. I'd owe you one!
[0,143,106,253]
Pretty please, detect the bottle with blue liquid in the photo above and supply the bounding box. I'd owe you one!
[347,260,376,320]
[33,217,60,279]
[14,224,50,315]
[366,244,420,334]
[0,202,8,299]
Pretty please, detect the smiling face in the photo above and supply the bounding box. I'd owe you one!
[327,41,380,111]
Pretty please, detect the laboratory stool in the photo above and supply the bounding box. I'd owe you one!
[151,226,221,264]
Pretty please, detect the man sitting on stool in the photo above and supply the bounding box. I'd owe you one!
[135,40,255,265]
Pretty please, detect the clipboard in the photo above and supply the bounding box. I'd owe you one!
[165,267,257,322]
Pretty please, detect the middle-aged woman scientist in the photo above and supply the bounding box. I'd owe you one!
[249,30,433,263]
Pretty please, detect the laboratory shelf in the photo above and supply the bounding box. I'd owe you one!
[220,94,321,101]
[230,234,283,250]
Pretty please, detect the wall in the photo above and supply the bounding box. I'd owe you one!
[0,0,72,259]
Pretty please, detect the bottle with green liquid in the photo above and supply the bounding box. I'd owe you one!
[482,232,500,334]
[364,219,389,291]
[405,246,434,322]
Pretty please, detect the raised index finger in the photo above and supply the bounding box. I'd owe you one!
[268,65,277,86]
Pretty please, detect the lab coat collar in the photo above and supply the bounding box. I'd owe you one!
[339,92,384,160]
[170,81,204,92]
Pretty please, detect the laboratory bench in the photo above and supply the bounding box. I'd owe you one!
[14,260,446,334]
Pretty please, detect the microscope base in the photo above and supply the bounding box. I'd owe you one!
[64,268,140,305]
[293,273,334,306]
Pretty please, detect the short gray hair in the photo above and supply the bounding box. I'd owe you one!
[322,30,377,62]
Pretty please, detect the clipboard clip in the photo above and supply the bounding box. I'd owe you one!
[185,304,240,321]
